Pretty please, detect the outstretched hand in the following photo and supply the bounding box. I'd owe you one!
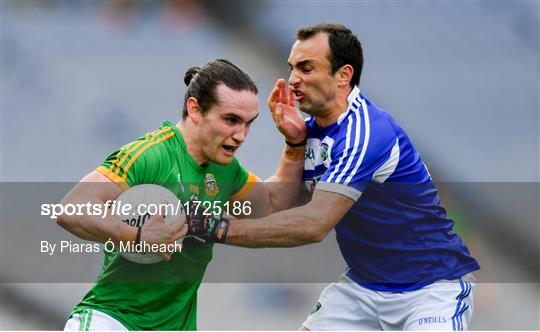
[268,79,307,144]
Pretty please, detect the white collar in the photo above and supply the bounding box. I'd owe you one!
[337,86,361,125]
[347,85,361,104]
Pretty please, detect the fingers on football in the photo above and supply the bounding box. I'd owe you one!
[151,201,167,223]
[147,213,165,226]
[171,222,187,240]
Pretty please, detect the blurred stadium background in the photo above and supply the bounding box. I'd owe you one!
[1,0,539,330]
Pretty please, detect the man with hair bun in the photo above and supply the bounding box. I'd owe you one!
[58,58,307,330]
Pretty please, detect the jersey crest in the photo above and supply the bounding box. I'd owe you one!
[204,173,219,196]
[320,136,334,168]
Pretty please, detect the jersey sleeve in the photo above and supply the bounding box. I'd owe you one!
[228,158,257,201]
[316,113,400,201]
[96,128,175,190]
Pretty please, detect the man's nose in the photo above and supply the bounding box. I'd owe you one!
[289,71,300,86]
[232,126,247,143]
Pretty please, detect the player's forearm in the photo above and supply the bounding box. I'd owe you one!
[225,205,327,248]
[264,145,305,212]
[268,144,304,182]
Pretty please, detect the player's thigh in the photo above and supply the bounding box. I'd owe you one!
[404,274,476,331]
[64,309,128,331]
[302,275,380,331]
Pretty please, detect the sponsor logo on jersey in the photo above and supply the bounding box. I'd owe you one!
[305,147,315,161]
[305,137,334,171]
[305,138,321,171]
[204,173,219,196]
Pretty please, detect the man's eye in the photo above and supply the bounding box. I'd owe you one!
[226,118,238,124]
[303,67,313,73]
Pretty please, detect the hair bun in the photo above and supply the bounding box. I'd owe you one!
[184,66,201,86]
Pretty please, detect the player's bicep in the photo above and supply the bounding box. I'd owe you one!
[63,170,123,206]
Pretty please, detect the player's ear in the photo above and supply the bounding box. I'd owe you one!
[186,97,202,123]
[336,64,354,88]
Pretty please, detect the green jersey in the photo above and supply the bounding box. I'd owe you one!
[72,121,253,330]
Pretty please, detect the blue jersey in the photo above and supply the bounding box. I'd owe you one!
[304,86,480,292]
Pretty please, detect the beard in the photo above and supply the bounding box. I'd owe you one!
[298,85,338,115]
[298,97,328,116]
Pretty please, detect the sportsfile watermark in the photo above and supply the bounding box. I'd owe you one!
[40,199,252,220]
[2,182,538,283]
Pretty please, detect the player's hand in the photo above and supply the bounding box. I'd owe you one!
[185,201,229,244]
[139,210,186,261]
[268,79,307,145]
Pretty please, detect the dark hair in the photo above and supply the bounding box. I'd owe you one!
[297,23,363,87]
[182,59,258,119]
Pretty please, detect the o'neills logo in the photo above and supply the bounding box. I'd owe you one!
[418,316,447,325]
[121,212,151,228]
[204,173,219,196]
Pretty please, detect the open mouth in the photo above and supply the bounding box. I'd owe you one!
[293,90,305,101]
[222,145,239,153]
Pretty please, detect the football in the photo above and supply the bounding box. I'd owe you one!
[114,184,185,264]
